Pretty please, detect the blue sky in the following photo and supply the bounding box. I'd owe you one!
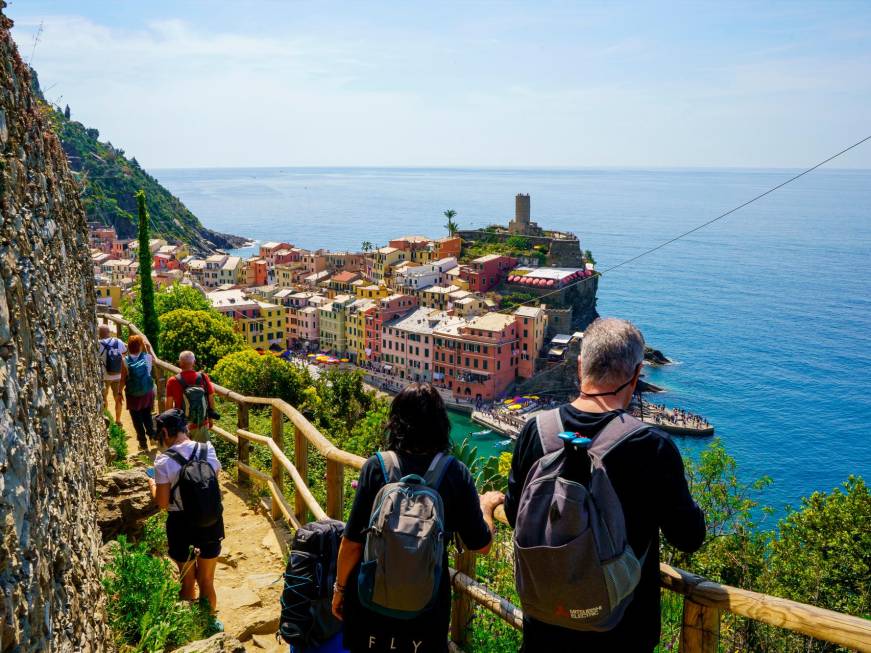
[7,1,871,168]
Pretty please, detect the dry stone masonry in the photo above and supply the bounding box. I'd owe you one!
[0,4,110,651]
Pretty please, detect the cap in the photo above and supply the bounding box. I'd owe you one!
[155,408,187,434]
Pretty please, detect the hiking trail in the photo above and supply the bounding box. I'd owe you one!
[107,392,289,652]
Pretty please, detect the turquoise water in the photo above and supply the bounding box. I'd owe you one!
[154,166,871,513]
[447,409,514,460]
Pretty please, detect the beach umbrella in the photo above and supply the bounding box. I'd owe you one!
[546,279,555,286]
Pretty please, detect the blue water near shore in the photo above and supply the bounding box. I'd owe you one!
[153,166,871,516]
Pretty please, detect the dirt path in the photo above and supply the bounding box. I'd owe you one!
[106,394,290,652]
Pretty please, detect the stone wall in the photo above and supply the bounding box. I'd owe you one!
[0,5,109,651]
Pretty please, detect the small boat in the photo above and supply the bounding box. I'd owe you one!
[472,429,493,437]
[497,439,513,447]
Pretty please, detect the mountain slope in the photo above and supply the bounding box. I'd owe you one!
[31,69,246,254]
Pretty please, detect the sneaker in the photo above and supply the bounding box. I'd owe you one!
[207,617,224,635]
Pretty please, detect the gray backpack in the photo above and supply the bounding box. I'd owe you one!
[357,451,454,619]
[514,409,649,632]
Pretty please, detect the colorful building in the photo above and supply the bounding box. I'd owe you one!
[319,294,354,354]
[393,257,458,292]
[345,298,377,362]
[372,246,407,283]
[259,241,293,263]
[514,305,549,379]
[219,255,244,286]
[382,308,463,382]
[433,312,519,401]
[365,293,419,362]
[418,285,461,311]
[95,283,123,308]
[355,283,391,301]
[458,254,517,293]
[153,252,180,272]
[433,236,462,260]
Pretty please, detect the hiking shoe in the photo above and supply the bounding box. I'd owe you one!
[207,618,224,635]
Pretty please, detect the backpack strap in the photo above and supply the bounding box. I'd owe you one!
[175,373,188,390]
[588,412,649,465]
[198,443,208,461]
[535,408,565,455]
[165,444,199,506]
[376,451,402,484]
[423,453,454,490]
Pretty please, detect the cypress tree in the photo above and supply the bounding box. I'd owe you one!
[136,190,159,354]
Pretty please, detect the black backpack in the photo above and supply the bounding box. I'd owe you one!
[165,443,223,528]
[278,519,344,648]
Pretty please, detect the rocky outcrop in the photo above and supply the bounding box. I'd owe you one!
[170,633,246,653]
[0,4,110,650]
[644,346,672,365]
[96,469,160,541]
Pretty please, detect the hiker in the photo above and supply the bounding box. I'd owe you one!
[119,334,156,450]
[504,318,706,652]
[331,383,504,653]
[98,324,126,422]
[165,351,218,442]
[148,408,224,632]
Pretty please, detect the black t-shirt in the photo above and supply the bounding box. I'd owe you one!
[343,451,492,653]
[504,405,706,653]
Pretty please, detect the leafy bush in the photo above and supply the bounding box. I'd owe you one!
[212,349,312,407]
[108,420,129,469]
[123,282,215,331]
[159,309,245,371]
[103,536,209,652]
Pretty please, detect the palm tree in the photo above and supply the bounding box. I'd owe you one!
[444,209,458,236]
[361,241,373,253]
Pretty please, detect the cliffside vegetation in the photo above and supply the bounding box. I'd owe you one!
[29,69,245,254]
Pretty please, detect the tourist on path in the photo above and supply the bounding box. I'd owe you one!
[504,318,706,653]
[98,324,126,422]
[165,350,217,442]
[331,383,504,653]
[119,334,156,450]
[148,408,224,632]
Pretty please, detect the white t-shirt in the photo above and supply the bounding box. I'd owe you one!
[99,337,127,381]
[154,440,221,511]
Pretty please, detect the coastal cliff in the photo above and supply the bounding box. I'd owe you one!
[29,70,245,255]
[0,6,109,650]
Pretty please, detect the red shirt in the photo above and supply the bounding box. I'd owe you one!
[165,370,215,418]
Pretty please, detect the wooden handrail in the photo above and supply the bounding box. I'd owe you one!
[97,311,871,652]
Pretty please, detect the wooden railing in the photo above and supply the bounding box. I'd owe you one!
[99,311,871,652]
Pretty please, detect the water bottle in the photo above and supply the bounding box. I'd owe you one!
[558,431,593,486]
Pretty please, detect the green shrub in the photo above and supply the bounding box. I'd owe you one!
[142,513,168,557]
[108,420,129,469]
[158,309,245,371]
[212,349,313,407]
[103,536,209,652]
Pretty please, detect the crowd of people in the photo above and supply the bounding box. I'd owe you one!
[641,402,712,429]
[99,318,706,652]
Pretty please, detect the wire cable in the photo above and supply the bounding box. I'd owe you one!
[496,134,871,314]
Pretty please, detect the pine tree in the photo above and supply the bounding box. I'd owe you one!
[63,104,70,120]
[136,190,159,354]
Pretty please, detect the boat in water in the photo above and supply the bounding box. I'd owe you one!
[472,429,494,437]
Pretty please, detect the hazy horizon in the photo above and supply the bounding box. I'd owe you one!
[8,1,871,170]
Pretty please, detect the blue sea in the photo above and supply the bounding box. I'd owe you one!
[153,166,871,516]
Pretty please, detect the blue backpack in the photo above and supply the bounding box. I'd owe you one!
[125,353,153,396]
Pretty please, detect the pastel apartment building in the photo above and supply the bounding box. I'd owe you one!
[345,298,377,362]
[514,305,549,379]
[208,289,287,349]
[458,254,517,293]
[319,294,354,354]
[393,257,458,292]
[371,246,407,283]
[259,241,293,263]
[365,293,419,361]
[433,312,519,401]
[382,308,463,382]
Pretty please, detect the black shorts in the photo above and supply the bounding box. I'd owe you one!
[166,510,224,562]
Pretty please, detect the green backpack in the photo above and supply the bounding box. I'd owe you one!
[177,373,208,425]
[125,353,153,396]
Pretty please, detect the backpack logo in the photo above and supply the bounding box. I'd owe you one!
[357,451,453,619]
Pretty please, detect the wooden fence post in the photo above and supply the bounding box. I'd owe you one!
[156,369,166,413]
[294,425,308,524]
[326,459,344,520]
[680,597,719,653]
[271,405,284,521]
[450,547,477,647]
[237,401,250,487]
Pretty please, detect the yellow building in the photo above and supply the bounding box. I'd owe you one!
[276,263,305,288]
[372,246,407,283]
[319,294,353,353]
[345,299,376,362]
[95,284,122,308]
[355,283,391,301]
[237,301,287,349]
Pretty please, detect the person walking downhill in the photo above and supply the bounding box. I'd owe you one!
[148,409,225,634]
[332,383,504,653]
[165,351,218,442]
[505,318,706,653]
[120,334,156,451]
[98,324,126,423]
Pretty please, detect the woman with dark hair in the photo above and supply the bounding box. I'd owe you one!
[332,383,503,653]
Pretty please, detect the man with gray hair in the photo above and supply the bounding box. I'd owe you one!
[505,318,705,651]
[165,350,218,442]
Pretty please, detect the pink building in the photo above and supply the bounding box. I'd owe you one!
[433,313,519,401]
[382,308,463,382]
[259,241,293,263]
[365,293,418,362]
[273,248,300,265]
[111,239,134,258]
[153,252,180,271]
[458,254,517,293]
[245,258,269,286]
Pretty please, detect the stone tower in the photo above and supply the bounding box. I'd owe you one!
[509,193,542,235]
[0,4,110,650]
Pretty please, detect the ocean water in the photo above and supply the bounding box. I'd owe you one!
[153,166,871,515]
